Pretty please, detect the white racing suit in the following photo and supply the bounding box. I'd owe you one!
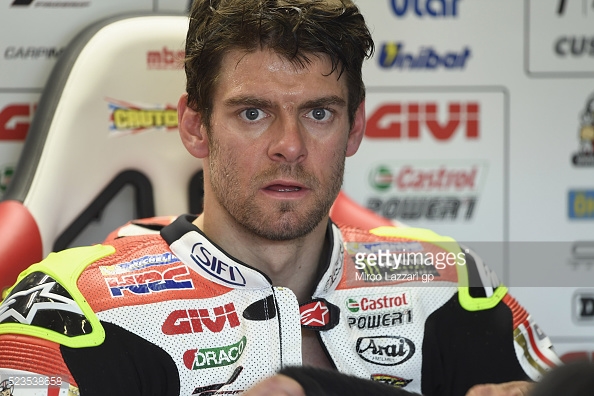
[0,214,561,396]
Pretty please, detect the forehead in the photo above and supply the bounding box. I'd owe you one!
[214,48,348,103]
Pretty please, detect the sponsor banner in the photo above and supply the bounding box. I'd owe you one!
[365,161,487,223]
[107,98,178,136]
[0,1,152,89]
[568,241,594,269]
[507,242,594,287]
[571,93,594,167]
[377,42,471,70]
[9,0,90,8]
[344,89,505,241]
[573,289,594,324]
[0,101,36,141]
[526,0,594,76]
[146,46,184,70]
[388,0,462,18]
[568,190,594,219]
[0,93,39,197]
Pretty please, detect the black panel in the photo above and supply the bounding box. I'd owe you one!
[242,295,276,321]
[421,294,528,396]
[61,321,180,396]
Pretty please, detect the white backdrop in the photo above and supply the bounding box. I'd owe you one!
[1,0,593,363]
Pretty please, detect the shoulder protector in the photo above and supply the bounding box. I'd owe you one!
[0,244,115,348]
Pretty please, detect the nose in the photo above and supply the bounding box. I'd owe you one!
[267,116,308,163]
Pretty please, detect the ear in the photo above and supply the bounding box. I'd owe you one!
[178,93,209,158]
[345,100,366,157]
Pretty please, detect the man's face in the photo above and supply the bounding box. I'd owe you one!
[203,49,361,240]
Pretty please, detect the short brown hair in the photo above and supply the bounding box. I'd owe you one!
[184,0,374,127]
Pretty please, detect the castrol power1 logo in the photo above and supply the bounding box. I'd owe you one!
[368,162,487,195]
[366,161,487,221]
[346,292,409,313]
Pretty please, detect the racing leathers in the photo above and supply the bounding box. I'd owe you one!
[0,214,561,396]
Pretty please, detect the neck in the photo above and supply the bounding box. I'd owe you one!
[193,208,328,304]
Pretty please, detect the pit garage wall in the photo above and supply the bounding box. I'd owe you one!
[1,0,593,363]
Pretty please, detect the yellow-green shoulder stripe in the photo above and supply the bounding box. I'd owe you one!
[0,244,115,348]
[369,226,507,311]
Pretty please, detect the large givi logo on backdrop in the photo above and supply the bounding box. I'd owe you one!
[365,102,479,140]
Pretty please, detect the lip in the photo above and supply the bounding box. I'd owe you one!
[261,179,310,199]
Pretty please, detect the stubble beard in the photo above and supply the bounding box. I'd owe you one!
[208,136,345,241]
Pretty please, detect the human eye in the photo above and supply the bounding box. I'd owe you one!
[239,108,267,122]
[305,108,333,122]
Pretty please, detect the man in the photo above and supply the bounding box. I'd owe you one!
[0,0,559,395]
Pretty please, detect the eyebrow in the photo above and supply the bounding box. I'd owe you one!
[223,95,347,110]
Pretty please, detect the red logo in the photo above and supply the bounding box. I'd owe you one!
[366,102,479,140]
[0,103,36,141]
[394,165,478,192]
[300,301,330,327]
[162,303,240,334]
[146,46,184,70]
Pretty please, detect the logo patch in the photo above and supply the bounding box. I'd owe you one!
[568,190,594,219]
[346,292,410,313]
[299,299,340,331]
[356,336,415,366]
[104,264,194,297]
[301,301,328,326]
[162,303,240,334]
[184,337,247,370]
[348,310,413,331]
[191,242,247,287]
[99,252,179,275]
[370,374,413,388]
[146,46,184,70]
[107,98,178,136]
[378,43,471,70]
[366,102,479,140]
